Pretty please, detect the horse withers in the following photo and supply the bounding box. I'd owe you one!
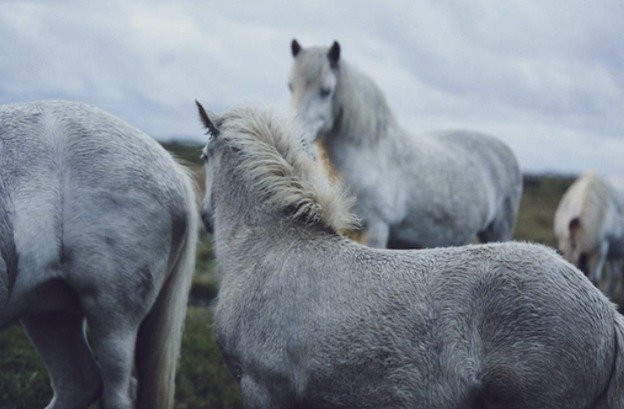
[554,171,624,297]
[197,102,624,409]
[288,40,522,249]
[0,101,198,409]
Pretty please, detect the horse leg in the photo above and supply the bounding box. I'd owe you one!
[606,259,623,299]
[81,297,141,409]
[364,220,390,248]
[21,313,101,409]
[0,256,7,306]
[588,242,609,289]
[615,259,624,300]
[478,197,516,243]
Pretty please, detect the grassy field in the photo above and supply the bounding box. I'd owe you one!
[0,142,575,409]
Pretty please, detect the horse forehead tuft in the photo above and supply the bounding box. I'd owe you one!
[292,48,331,83]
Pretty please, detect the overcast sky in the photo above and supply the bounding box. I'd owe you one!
[1,1,623,174]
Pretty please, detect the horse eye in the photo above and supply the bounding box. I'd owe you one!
[288,82,293,92]
[320,87,331,98]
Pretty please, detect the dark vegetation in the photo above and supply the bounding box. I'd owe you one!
[0,142,576,409]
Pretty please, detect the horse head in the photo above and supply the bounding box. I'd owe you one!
[288,39,341,145]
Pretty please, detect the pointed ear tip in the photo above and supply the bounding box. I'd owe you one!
[291,39,302,56]
[328,41,340,66]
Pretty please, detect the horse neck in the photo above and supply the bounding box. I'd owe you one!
[327,62,397,147]
[213,171,263,244]
[212,168,326,270]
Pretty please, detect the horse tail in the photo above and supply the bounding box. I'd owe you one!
[135,163,198,409]
[573,174,611,252]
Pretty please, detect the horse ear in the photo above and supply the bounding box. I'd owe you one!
[327,41,340,69]
[291,39,302,57]
[195,100,220,138]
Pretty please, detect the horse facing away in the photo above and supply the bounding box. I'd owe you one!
[196,102,624,409]
[288,40,523,249]
[554,171,624,296]
[0,101,198,409]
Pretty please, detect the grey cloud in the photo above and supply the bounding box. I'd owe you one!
[0,1,623,174]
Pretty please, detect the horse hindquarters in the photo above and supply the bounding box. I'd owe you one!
[595,314,624,408]
[63,184,196,409]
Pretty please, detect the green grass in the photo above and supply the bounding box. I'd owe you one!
[0,324,49,409]
[0,142,578,408]
[175,307,243,409]
[164,142,204,167]
[514,174,574,247]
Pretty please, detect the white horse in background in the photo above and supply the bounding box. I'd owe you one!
[0,101,198,409]
[288,40,522,248]
[196,103,624,408]
[554,171,624,296]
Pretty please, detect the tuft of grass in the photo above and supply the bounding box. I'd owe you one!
[0,325,50,409]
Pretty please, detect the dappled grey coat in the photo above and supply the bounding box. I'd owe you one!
[198,104,624,409]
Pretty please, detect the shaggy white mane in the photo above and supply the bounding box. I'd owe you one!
[218,107,358,233]
[332,61,396,143]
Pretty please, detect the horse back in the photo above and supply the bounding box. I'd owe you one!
[433,130,521,195]
[387,130,521,246]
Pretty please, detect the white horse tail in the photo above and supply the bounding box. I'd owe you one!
[135,163,198,409]
[574,174,611,250]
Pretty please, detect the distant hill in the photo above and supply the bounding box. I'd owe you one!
[161,141,204,167]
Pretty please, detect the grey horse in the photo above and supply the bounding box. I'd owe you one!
[288,40,522,248]
[196,102,624,409]
[0,100,198,409]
